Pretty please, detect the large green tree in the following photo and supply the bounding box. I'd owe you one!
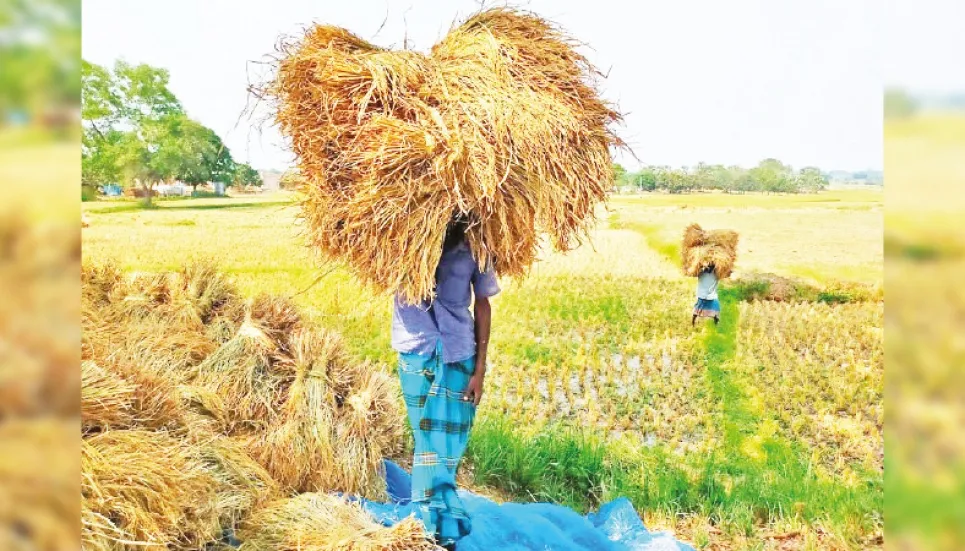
[612,163,628,187]
[177,120,235,192]
[82,59,237,203]
[632,168,658,191]
[750,158,793,194]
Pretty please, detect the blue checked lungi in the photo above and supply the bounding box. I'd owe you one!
[693,297,721,318]
[398,343,476,546]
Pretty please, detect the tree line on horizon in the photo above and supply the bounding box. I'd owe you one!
[612,159,833,194]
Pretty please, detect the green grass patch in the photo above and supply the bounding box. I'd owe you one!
[609,214,680,263]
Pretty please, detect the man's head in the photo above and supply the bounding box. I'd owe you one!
[443,213,469,252]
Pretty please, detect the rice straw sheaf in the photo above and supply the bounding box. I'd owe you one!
[261,8,623,303]
[249,294,303,351]
[248,328,404,498]
[81,359,185,434]
[238,493,436,551]
[188,317,288,433]
[681,223,738,279]
[185,433,280,527]
[81,430,224,550]
[331,368,405,498]
[0,419,79,551]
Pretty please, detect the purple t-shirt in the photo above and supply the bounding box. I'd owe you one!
[391,241,500,364]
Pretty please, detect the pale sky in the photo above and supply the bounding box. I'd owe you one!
[83,0,895,172]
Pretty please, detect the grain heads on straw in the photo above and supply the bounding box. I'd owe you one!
[238,493,436,551]
[681,223,739,279]
[186,433,280,527]
[188,314,288,432]
[82,262,219,373]
[262,8,623,303]
[331,368,406,499]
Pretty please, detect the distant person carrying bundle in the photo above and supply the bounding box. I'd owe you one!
[681,224,738,327]
[693,265,720,325]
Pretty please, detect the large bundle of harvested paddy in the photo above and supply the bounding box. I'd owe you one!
[681,223,739,279]
[262,8,623,303]
[238,493,435,551]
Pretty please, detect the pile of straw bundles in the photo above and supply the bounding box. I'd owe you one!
[81,261,412,549]
[262,8,623,303]
[681,223,738,279]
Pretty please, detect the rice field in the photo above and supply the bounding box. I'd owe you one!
[82,188,884,549]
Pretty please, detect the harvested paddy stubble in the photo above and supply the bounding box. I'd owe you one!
[261,8,622,302]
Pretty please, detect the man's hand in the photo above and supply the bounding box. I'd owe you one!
[463,372,485,406]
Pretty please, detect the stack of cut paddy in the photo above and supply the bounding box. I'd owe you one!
[681,223,739,279]
[81,261,413,550]
[263,8,623,303]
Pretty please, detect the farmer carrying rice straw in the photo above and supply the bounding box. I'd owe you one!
[681,223,737,326]
[392,214,499,550]
[693,264,720,325]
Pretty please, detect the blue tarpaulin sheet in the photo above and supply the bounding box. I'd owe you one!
[359,460,695,551]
